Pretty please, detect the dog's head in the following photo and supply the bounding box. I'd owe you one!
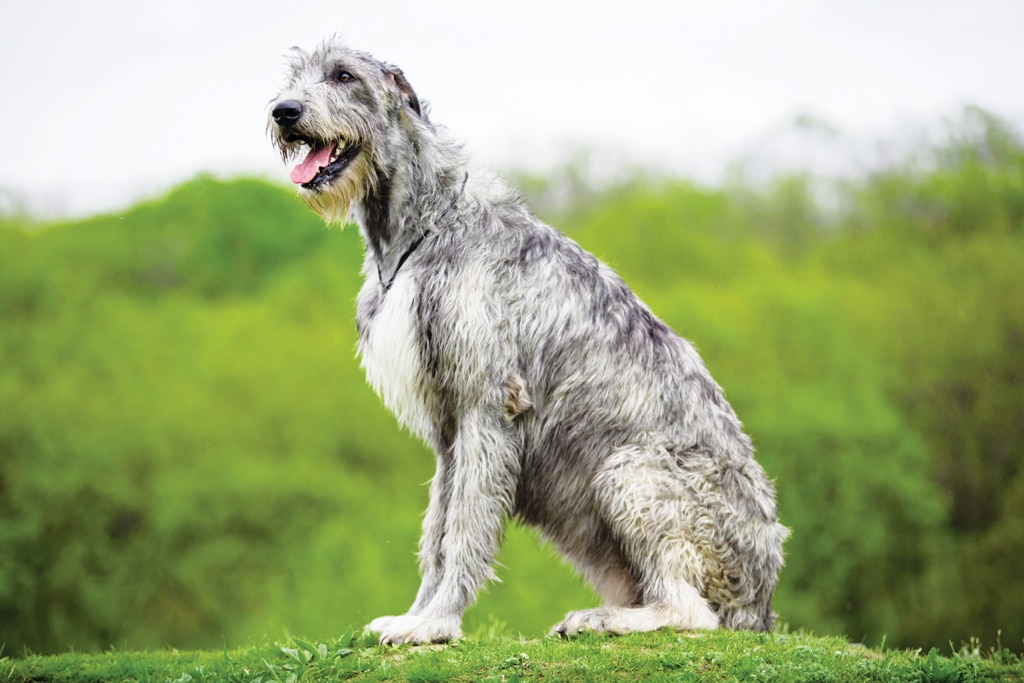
[268,38,423,223]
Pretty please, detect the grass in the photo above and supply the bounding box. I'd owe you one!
[4,629,1023,683]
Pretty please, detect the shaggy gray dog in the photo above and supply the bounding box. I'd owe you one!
[268,38,788,645]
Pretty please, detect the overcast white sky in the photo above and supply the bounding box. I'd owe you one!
[2,0,1023,217]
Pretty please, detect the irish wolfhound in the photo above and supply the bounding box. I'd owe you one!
[268,38,788,645]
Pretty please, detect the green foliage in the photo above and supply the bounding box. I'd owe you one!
[1,108,1023,656]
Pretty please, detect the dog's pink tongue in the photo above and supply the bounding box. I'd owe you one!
[290,144,335,185]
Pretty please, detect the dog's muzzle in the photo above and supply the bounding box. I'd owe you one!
[271,98,362,190]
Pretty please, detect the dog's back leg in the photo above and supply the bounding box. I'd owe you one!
[552,441,722,636]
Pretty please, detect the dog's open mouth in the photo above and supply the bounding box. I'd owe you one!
[288,138,361,189]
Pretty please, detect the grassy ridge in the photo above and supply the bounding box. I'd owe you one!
[6,630,1023,683]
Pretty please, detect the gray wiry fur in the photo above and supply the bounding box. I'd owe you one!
[268,38,789,645]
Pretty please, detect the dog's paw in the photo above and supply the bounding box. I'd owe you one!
[550,604,718,638]
[365,613,462,645]
[364,615,399,637]
[550,607,621,637]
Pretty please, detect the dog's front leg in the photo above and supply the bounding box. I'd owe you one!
[367,406,519,644]
[363,453,451,641]
[408,450,452,614]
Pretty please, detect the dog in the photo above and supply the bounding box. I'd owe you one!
[268,38,788,645]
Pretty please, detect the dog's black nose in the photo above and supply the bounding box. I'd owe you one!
[272,99,303,125]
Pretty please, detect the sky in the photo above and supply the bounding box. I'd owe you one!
[1,0,1023,217]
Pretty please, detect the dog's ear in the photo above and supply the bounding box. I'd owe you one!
[386,66,422,118]
[285,46,309,79]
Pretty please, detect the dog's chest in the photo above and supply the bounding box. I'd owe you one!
[357,274,436,441]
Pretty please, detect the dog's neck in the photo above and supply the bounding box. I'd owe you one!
[355,134,468,284]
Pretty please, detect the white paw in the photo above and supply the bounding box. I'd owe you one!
[551,607,626,637]
[364,615,399,636]
[550,604,718,637]
[364,613,462,645]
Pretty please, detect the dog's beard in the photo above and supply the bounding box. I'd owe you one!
[270,113,373,226]
[300,152,375,226]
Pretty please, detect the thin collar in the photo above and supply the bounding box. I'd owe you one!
[377,172,468,292]
[378,230,429,292]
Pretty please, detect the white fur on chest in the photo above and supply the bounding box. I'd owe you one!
[358,274,435,442]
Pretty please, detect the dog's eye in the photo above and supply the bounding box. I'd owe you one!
[333,70,355,83]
